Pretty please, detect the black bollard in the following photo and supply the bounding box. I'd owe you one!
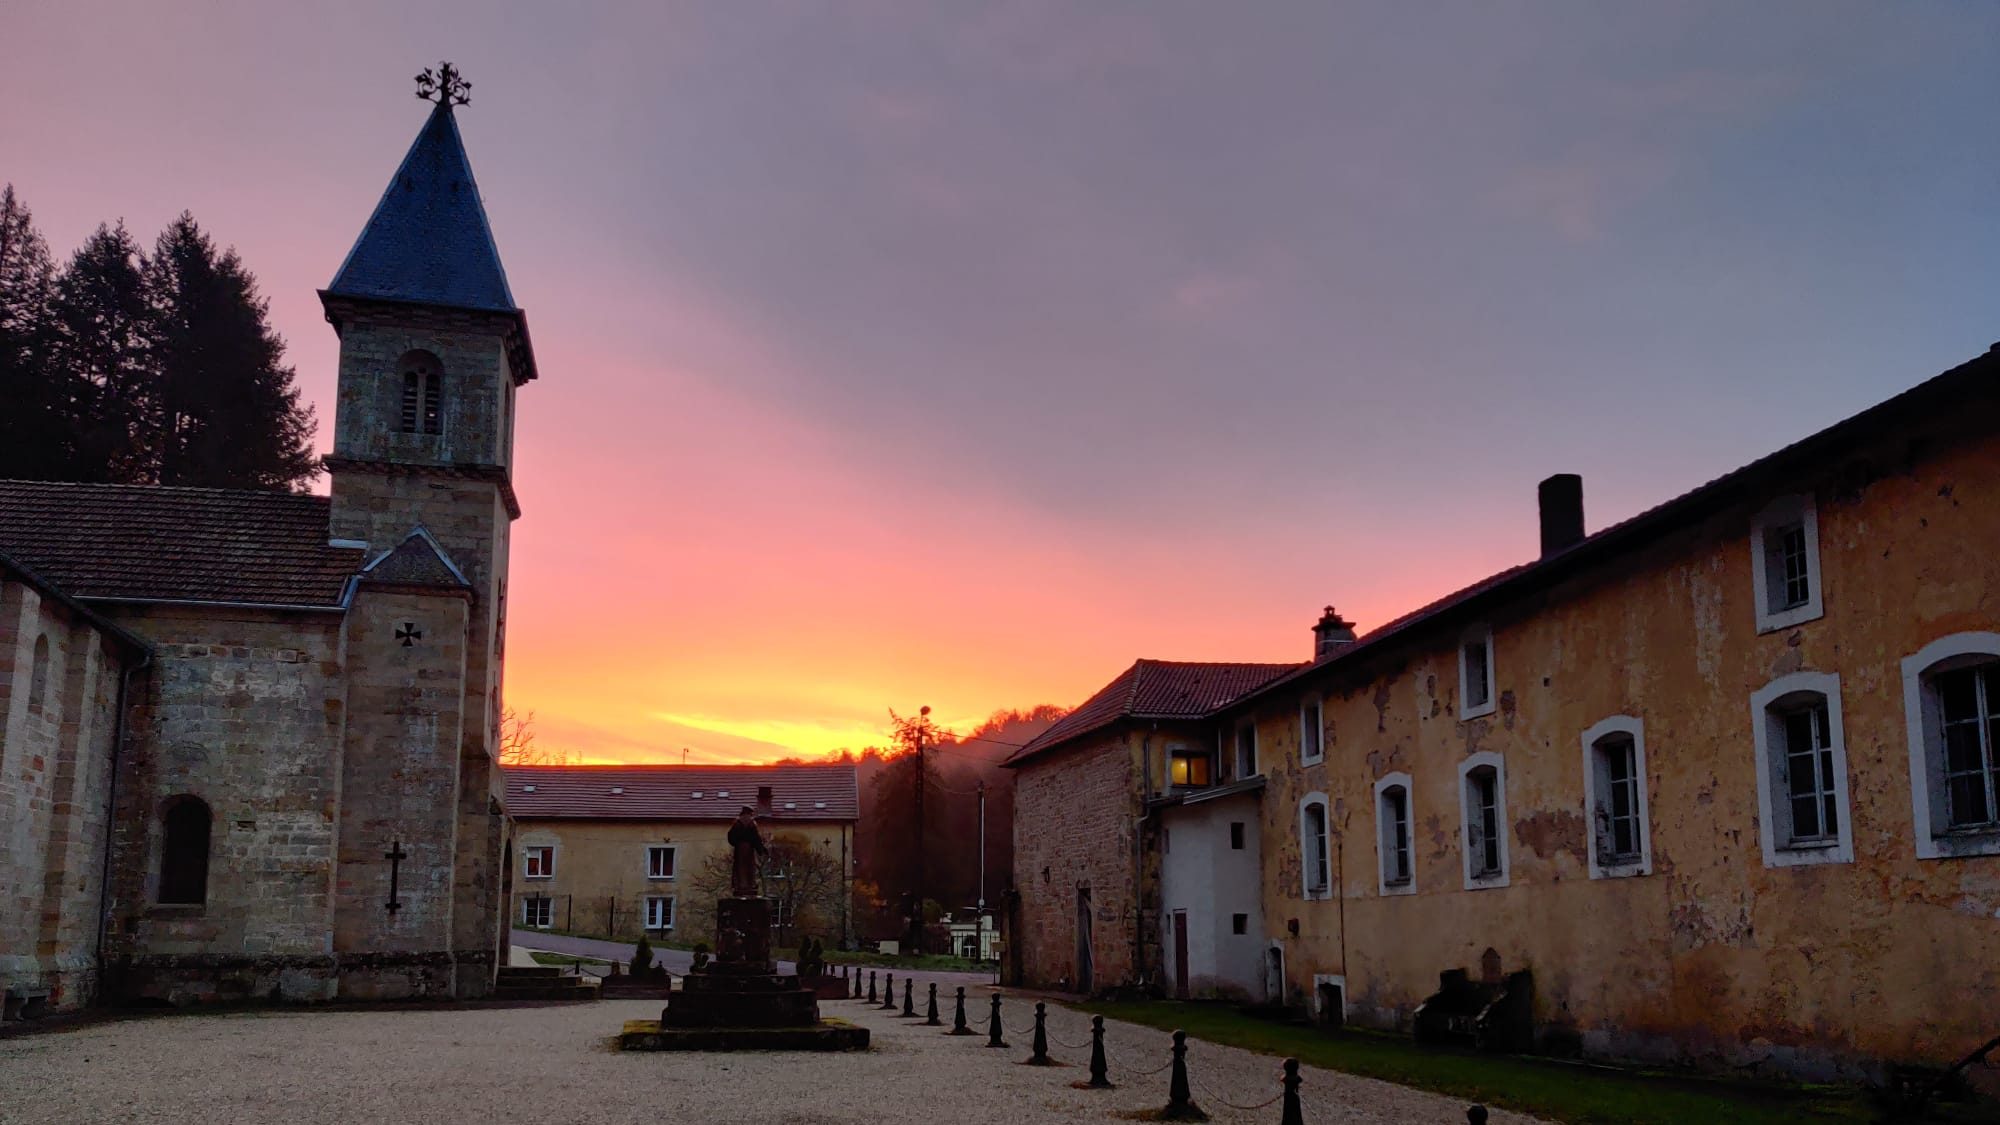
[985,992,1009,1048]
[1085,1016,1113,1088]
[1280,1058,1303,1125]
[882,971,898,1010]
[1024,1001,1053,1064]
[947,986,976,1035]
[866,970,877,1004]
[901,977,916,1017]
[925,982,941,1026]
[1161,1029,1207,1121]
[1467,1107,1489,1125]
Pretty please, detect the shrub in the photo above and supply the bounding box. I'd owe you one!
[631,934,654,977]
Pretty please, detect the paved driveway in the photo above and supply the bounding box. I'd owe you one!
[510,928,1000,994]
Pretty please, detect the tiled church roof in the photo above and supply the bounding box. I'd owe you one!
[0,480,363,608]
[505,764,861,822]
[1004,659,1300,767]
[325,103,517,314]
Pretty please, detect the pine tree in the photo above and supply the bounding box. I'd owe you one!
[145,213,317,490]
[51,223,152,483]
[0,185,70,480]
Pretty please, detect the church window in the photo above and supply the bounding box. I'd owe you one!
[28,634,50,715]
[397,350,444,435]
[159,796,212,905]
[523,844,554,879]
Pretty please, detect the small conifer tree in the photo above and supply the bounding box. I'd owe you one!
[631,934,654,977]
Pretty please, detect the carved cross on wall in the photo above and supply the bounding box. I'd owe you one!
[396,622,422,647]
[384,840,410,914]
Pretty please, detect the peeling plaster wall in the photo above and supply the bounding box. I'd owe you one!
[1252,423,2000,1083]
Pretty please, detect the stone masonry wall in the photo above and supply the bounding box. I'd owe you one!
[1011,734,1139,992]
[332,588,468,999]
[0,578,125,1013]
[100,606,346,1004]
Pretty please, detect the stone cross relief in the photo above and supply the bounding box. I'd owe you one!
[384,840,410,914]
[396,622,423,647]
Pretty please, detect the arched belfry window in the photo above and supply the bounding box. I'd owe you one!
[398,350,444,435]
[160,797,212,905]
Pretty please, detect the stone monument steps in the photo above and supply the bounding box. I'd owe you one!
[493,966,600,1002]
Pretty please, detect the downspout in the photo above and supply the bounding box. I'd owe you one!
[1132,725,1153,989]
[95,648,152,999]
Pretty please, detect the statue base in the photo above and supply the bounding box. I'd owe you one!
[659,896,826,1031]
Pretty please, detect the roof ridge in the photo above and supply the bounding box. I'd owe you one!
[0,478,326,501]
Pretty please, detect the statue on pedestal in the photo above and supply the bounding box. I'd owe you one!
[728,806,766,898]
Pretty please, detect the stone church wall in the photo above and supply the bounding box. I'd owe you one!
[100,606,347,1004]
[0,578,126,1013]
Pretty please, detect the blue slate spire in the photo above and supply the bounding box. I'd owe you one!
[326,101,517,313]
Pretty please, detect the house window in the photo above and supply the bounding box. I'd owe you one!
[1168,746,1213,787]
[645,895,675,930]
[1299,794,1331,899]
[1373,772,1414,895]
[397,350,444,435]
[1749,495,1824,633]
[1581,716,1652,878]
[1901,632,2000,859]
[159,797,211,905]
[1235,723,1258,778]
[523,844,555,879]
[28,634,51,715]
[1300,698,1324,765]
[521,895,552,928]
[646,844,677,880]
[1458,752,1509,888]
[1751,671,1853,866]
[1459,626,1496,719]
[1231,913,1248,935]
[1229,822,1246,850]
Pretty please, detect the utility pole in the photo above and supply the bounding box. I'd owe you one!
[976,780,987,912]
[911,705,929,954]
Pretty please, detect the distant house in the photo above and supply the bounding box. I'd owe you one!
[505,764,859,949]
[1001,659,1296,997]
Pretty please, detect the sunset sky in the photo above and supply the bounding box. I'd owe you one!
[5,3,1997,763]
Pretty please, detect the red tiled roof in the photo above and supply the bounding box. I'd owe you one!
[504,764,860,822]
[1004,659,1300,768]
[0,480,364,609]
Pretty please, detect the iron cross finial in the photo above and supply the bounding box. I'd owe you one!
[415,61,471,108]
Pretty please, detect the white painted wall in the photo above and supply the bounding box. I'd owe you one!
[1158,792,1266,1000]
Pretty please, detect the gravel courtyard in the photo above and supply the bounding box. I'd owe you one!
[0,993,1538,1125]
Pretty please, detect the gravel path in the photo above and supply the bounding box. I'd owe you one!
[511,929,1001,992]
[0,993,1543,1125]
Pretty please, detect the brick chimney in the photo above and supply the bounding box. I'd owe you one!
[1312,606,1357,660]
[1538,474,1585,557]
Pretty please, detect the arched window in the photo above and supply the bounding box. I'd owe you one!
[1750,671,1852,867]
[398,350,444,435]
[1902,633,2000,859]
[1373,772,1414,895]
[1298,792,1331,900]
[28,634,50,714]
[159,797,212,904]
[1459,751,1510,888]
[1581,716,1653,878]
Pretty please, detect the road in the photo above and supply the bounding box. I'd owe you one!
[509,929,1000,992]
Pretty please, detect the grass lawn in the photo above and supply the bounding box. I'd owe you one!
[526,952,614,968]
[1077,1001,1985,1125]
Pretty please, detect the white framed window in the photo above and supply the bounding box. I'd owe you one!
[1751,671,1853,867]
[1298,792,1332,900]
[1901,632,2000,859]
[1235,722,1259,778]
[1581,716,1652,878]
[1749,494,1824,633]
[1300,698,1324,766]
[644,895,675,930]
[1458,751,1510,888]
[646,844,677,880]
[1459,625,1496,720]
[521,895,552,928]
[1373,772,1415,896]
[523,844,554,880]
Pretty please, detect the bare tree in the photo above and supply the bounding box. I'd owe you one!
[498,706,575,766]
[688,830,845,948]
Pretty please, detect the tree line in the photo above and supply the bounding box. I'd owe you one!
[0,184,317,490]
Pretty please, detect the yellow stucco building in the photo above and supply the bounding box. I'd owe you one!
[504,764,858,947]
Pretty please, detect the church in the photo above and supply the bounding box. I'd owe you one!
[0,69,532,1012]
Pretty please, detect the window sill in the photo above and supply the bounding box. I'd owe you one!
[646,876,677,882]
[148,903,207,916]
[1755,602,1824,635]
[523,875,554,881]
[1300,755,1324,767]
[1464,872,1511,890]
[1459,700,1496,722]
[1917,828,2000,860]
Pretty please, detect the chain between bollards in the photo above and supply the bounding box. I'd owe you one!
[946,985,975,1035]
[1161,1029,1207,1121]
[984,992,1009,1048]
[924,981,941,1026]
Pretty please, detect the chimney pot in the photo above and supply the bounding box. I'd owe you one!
[1539,474,1585,557]
[1312,605,1358,660]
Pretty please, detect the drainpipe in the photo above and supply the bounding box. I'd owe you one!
[95,647,152,999]
[1132,725,1154,989]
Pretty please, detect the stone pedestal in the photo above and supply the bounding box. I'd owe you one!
[712,897,773,970]
[648,896,864,1048]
